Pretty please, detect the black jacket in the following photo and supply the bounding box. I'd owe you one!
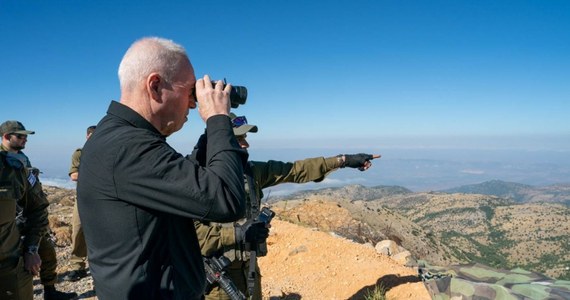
[77,101,247,300]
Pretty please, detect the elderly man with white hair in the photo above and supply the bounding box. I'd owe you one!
[77,37,248,300]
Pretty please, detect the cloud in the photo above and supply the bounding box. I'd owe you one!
[263,176,367,199]
[460,169,485,175]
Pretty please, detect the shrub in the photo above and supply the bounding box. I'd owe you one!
[363,284,386,300]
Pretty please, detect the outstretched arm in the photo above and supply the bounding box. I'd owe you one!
[253,153,381,189]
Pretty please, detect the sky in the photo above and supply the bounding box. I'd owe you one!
[1,0,569,190]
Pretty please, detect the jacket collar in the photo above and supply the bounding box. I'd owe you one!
[107,101,164,138]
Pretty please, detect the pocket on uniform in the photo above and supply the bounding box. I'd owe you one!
[0,180,22,201]
[0,182,19,223]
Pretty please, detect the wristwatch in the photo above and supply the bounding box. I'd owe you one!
[26,245,39,254]
[336,155,346,168]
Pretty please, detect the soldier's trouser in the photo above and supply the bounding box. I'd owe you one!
[205,259,262,300]
[0,257,33,300]
[38,234,57,286]
[70,201,87,270]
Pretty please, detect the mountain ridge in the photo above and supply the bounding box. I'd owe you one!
[271,180,570,280]
[273,179,570,205]
[440,179,570,204]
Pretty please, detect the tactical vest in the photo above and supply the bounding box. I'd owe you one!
[216,162,260,262]
[0,151,26,266]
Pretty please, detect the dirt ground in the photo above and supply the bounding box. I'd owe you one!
[259,219,430,300]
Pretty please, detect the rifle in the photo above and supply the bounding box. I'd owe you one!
[203,256,246,300]
[245,206,275,296]
[244,162,276,297]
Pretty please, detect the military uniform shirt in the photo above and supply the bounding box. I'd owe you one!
[195,156,343,259]
[68,148,81,176]
[0,151,49,263]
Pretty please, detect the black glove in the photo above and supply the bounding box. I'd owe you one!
[342,153,374,170]
[235,220,269,245]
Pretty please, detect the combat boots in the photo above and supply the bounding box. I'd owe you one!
[43,285,77,300]
[62,269,88,282]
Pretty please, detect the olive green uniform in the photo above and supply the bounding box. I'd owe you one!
[0,145,58,286]
[196,156,342,300]
[0,151,49,299]
[68,148,87,271]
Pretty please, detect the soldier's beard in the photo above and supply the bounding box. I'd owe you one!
[11,144,24,151]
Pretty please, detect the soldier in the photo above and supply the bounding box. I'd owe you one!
[63,125,96,282]
[194,113,381,300]
[0,120,77,300]
[1,145,49,299]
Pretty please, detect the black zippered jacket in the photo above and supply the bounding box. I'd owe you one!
[77,101,247,300]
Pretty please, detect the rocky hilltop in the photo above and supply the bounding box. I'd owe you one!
[275,183,570,279]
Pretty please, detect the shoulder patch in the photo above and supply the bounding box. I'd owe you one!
[28,171,37,187]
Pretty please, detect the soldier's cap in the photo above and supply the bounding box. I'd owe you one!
[0,120,35,136]
[230,113,258,136]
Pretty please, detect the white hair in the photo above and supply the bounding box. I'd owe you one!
[118,37,189,92]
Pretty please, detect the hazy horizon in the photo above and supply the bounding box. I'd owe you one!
[36,141,570,196]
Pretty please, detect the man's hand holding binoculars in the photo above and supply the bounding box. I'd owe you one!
[195,75,232,122]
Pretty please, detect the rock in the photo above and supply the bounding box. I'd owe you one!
[375,240,399,256]
[392,250,418,267]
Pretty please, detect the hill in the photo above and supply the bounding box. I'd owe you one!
[277,184,570,280]
[441,179,570,205]
[270,195,460,267]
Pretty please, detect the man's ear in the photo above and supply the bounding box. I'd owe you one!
[147,73,161,101]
